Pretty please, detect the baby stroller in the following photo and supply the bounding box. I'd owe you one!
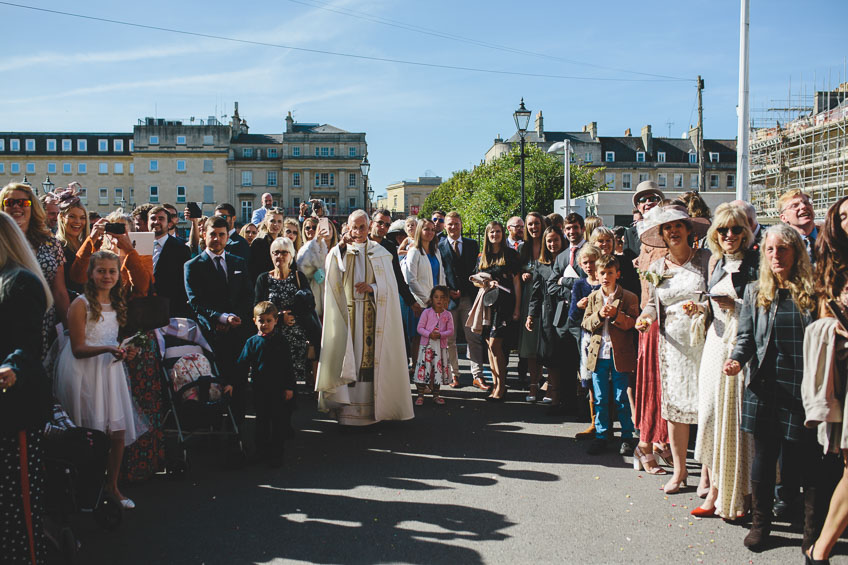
[42,422,121,564]
[157,318,245,476]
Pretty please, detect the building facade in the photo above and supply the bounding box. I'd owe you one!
[379,176,442,215]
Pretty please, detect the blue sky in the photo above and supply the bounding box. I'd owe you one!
[2,0,847,197]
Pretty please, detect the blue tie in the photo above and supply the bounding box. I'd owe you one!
[215,256,227,281]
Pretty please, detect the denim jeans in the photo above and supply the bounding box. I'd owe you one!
[591,357,634,440]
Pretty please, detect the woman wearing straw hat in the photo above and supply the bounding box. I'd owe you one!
[635,203,711,494]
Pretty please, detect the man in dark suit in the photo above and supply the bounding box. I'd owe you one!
[149,206,192,317]
[214,203,251,262]
[184,216,254,419]
[163,203,186,243]
[438,211,486,389]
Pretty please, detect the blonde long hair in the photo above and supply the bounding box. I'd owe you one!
[83,251,128,326]
[705,203,752,256]
[0,211,53,309]
[756,224,815,312]
[57,203,91,253]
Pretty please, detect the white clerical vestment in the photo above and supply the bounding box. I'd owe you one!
[315,240,414,425]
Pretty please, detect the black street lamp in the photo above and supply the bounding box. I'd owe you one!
[367,181,374,215]
[513,98,531,219]
[360,155,370,213]
[42,175,54,196]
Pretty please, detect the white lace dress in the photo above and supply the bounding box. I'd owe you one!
[645,250,709,424]
[694,258,752,518]
[54,297,146,445]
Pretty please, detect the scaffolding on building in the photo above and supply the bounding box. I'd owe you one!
[749,82,848,220]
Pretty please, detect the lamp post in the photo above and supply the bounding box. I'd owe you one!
[367,181,374,215]
[42,175,54,196]
[548,141,573,215]
[360,155,370,214]
[513,98,531,218]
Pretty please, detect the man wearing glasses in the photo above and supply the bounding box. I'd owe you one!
[506,217,525,250]
[431,210,447,240]
[214,203,251,262]
[777,189,818,260]
[369,209,421,317]
[623,181,664,257]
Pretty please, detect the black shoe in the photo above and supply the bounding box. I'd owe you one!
[587,438,607,455]
[619,438,636,455]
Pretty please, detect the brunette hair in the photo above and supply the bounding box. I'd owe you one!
[537,226,565,265]
[564,212,585,229]
[57,201,90,253]
[284,217,303,251]
[258,208,284,238]
[519,212,547,263]
[814,196,848,304]
[479,221,506,269]
[413,218,438,254]
[595,254,620,272]
[253,301,278,318]
[0,211,53,309]
[0,183,52,246]
[584,215,603,239]
[680,191,712,219]
[428,285,450,306]
[84,251,127,326]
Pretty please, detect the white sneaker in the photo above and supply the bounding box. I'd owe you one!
[540,397,553,404]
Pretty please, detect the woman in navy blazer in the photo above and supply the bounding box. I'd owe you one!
[724,224,821,553]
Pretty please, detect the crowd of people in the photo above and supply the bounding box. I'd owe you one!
[2,179,848,564]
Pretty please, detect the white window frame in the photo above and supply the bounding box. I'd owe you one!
[267,171,277,186]
[78,163,87,174]
[78,188,87,205]
[203,159,213,173]
[292,146,301,157]
[98,163,108,174]
[673,173,683,188]
[99,188,108,205]
[25,163,35,174]
[10,163,20,174]
[0,164,4,174]
[77,139,87,152]
[203,185,214,203]
[636,151,646,162]
[114,162,124,174]
[657,173,667,188]
[149,136,159,145]
[202,135,213,146]
[62,163,72,174]
[709,174,720,189]
[176,160,186,172]
[709,152,719,163]
[241,171,253,186]
[114,139,124,152]
[62,139,72,152]
[0,139,5,151]
[47,163,57,174]
[25,139,35,152]
[114,188,123,205]
[690,174,699,189]
[149,186,159,203]
[242,147,254,158]
[10,139,20,151]
[98,139,108,152]
[688,151,697,164]
[622,173,632,190]
[149,159,158,172]
[129,140,134,152]
[176,136,186,146]
[657,151,666,163]
[584,152,593,162]
[638,173,650,183]
[267,148,278,158]
[349,147,357,157]
[46,139,56,152]
[176,186,186,203]
[349,173,356,187]
[292,172,301,187]
[129,163,134,174]
[605,151,615,162]
[604,172,615,189]
[727,174,735,189]
[240,201,253,224]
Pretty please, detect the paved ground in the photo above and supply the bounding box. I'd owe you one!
[62,356,845,565]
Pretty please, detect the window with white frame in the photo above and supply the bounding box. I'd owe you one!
[605,151,615,162]
[176,160,186,172]
[10,139,20,151]
[149,136,159,145]
[176,136,186,145]
[688,151,697,164]
[710,174,719,189]
[690,174,699,189]
[149,160,158,172]
[129,140,134,152]
[0,139,5,151]
[113,162,123,174]
[114,188,123,204]
[349,147,357,157]
[314,172,334,186]
[0,164,4,174]
[324,197,336,211]
[25,139,35,151]
[267,148,278,158]
[636,151,646,162]
[585,152,593,162]
[241,171,253,186]
[292,146,301,157]
[639,173,650,183]
[26,163,35,174]
[266,171,277,186]
[129,163,134,174]
[78,163,87,174]
[657,173,667,188]
[240,201,252,224]
[658,151,666,163]
[622,173,632,190]
[78,187,87,204]
[47,139,56,152]
[349,197,357,209]
[77,139,87,152]
[242,147,254,158]
[203,159,213,173]
[605,172,615,189]
[47,163,56,174]
[114,139,124,152]
[149,186,159,203]
[673,173,683,188]
[98,163,108,174]
[98,139,108,152]
[203,135,213,146]
[709,152,719,163]
[10,163,19,174]
[203,185,214,203]
[727,174,735,188]
[99,188,108,205]
[349,173,356,187]
[62,163,71,174]
[292,172,301,187]
[62,139,71,152]
[176,186,186,203]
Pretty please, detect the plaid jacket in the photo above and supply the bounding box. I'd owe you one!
[731,282,815,441]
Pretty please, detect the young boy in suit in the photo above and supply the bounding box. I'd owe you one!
[581,255,640,455]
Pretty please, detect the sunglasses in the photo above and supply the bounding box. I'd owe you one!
[3,198,31,208]
[271,250,290,256]
[284,229,297,235]
[374,220,391,227]
[637,195,661,204]
[304,225,316,231]
[431,217,445,224]
[716,226,744,236]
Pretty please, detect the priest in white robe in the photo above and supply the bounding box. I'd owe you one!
[316,210,414,425]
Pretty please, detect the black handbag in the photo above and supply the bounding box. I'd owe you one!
[292,272,323,355]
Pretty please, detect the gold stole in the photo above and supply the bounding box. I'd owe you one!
[344,246,376,382]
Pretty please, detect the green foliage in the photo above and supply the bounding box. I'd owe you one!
[421,144,606,234]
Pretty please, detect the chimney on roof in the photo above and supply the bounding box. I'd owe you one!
[641,124,652,155]
[624,128,631,136]
[494,134,503,143]
[535,111,544,138]
[285,111,294,133]
[584,121,598,141]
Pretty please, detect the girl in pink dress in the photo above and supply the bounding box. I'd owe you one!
[414,286,454,405]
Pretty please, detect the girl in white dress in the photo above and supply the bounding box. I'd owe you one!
[55,251,145,508]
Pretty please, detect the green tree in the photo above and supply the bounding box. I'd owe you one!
[422,144,606,235]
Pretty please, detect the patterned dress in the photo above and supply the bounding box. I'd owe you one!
[267,272,309,384]
[35,236,65,359]
[121,332,165,482]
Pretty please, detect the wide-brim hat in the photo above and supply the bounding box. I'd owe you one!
[639,204,710,247]
[632,180,665,207]
[386,219,407,237]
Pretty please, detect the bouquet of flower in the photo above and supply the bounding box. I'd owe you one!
[112,331,151,363]
[637,269,673,288]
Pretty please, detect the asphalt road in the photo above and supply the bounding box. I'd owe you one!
[64,357,844,565]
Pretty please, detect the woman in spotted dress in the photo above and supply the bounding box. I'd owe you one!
[0,182,71,359]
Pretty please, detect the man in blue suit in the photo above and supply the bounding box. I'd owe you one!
[184,216,254,419]
[214,203,251,262]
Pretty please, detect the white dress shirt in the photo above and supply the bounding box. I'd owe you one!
[204,248,235,323]
[152,233,169,269]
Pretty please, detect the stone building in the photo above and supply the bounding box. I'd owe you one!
[380,176,442,216]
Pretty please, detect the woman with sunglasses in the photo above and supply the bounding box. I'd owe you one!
[297,216,337,319]
[691,203,759,520]
[283,218,303,253]
[0,183,70,359]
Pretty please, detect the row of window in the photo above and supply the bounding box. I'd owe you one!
[289,146,358,158]
[0,162,134,175]
[147,159,215,173]
[0,138,130,153]
[604,172,736,190]
[240,171,358,188]
[237,197,354,224]
[601,150,720,164]
[148,135,214,146]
